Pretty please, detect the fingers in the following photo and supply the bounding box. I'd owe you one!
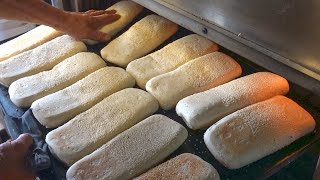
[12,134,33,155]
[87,10,108,16]
[85,9,116,16]
[104,10,117,14]
[86,10,116,17]
[84,10,96,14]
[95,14,121,26]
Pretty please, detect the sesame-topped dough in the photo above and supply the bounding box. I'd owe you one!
[66,115,188,180]
[127,34,219,89]
[176,72,289,130]
[9,52,106,107]
[31,67,135,128]
[101,14,178,67]
[46,88,159,166]
[135,153,220,180]
[84,1,144,45]
[146,52,242,110]
[0,35,87,87]
[204,96,316,169]
[0,25,63,62]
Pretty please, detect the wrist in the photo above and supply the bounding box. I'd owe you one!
[45,9,71,31]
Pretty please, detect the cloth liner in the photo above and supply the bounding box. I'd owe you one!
[0,85,51,172]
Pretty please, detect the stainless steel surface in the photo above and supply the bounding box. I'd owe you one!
[133,0,320,94]
[52,0,108,12]
[0,107,4,133]
[0,20,35,41]
[314,156,320,180]
[50,0,64,10]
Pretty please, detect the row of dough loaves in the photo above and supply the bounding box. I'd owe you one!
[0,2,224,180]
[9,52,106,107]
[4,0,145,107]
[66,114,188,180]
[174,70,315,169]
[0,35,87,87]
[1,2,315,177]
[0,25,63,62]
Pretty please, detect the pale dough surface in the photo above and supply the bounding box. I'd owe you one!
[0,25,63,62]
[0,35,87,87]
[9,52,106,107]
[176,72,290,130]
[204,96,316,169]
[31,67,135,128]
[135,153,220,180]
[127,34,219,89]
[66,115,188,180]
[146,52,242,110]
[101,14,178,67]
[84,1,143,44]
[46,88,159,166]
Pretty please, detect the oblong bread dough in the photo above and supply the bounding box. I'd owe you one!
[204,95,316,169]
[46,88,159,166]
[84,1,144,45]
[0,35,87,87]
[0,25,63,62]
[135,153,220,180]
[101,14,178,67]
[127,34,219,89]
[31,67,135,128]
[66,114,188,180]
[176,72,289,130]
[9,52,106,107]
[146,52,242,110]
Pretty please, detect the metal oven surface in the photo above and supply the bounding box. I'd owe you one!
[133,0,320,95]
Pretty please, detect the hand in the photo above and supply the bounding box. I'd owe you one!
[61,9,120,42]
[0,134,35,180]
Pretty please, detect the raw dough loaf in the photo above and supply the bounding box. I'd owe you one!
[31,67,135,128]
[135,153,220,180]
[176,72,289,130]
[0,25,63,62]
[146,52,242,110]
[101,14,178,67]
[46,88,159,166]
[0,35,87,87]
[9,52,106,107]
[66,114,188,180]
[127,34,219,89]
[204,96,316,169]
[84,1,143,45]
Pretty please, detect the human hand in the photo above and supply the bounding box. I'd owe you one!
[0,134,35,180]
[61,9,120,42]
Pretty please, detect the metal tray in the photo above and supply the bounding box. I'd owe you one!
[0,9,319,180]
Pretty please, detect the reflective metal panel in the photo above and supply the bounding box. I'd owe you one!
[157,0,320,77]
[131,0,320,94]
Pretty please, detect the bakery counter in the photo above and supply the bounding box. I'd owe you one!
[0,3,319,180]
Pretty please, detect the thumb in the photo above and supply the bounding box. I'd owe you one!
[12,134,34,155]
[88,31,111,42]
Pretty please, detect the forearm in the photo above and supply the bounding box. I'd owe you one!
[0,0,69,30]
[0,0,120,41]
